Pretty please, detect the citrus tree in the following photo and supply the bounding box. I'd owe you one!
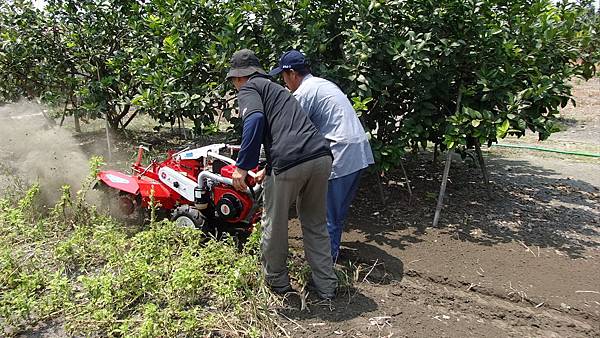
[0,0,65,101]
[1,0,598,162]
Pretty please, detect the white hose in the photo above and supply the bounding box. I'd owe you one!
[197,171,262,196]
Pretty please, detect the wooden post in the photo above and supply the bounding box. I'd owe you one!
[474,139,492,199]
[59,96,69,127]
[399,160,412,205]
[105,118,112,162]
[432,82,462,227]
[74,112,81,133]
[376,172,386,207]
[433,151,452,227]
[178,115,182,137]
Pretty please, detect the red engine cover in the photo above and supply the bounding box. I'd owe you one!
[220,164,235,178]
[212,184,253,223]
[220,164,256,186]
[170,159,202,181]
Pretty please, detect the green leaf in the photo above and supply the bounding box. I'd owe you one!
[496,120,510,138]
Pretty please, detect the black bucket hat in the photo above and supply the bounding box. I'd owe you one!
[226,49,267,79]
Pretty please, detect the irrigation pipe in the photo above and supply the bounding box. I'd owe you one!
[493,143,600,158]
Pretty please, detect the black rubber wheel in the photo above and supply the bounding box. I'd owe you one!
[233,230,251,251]
[171,205,213,234]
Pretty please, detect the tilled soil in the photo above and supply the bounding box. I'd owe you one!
[283,79,600,337]
[284,153,600,337]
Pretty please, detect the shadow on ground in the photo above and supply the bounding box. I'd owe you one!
[279,289,379,324]
[346,151,600,259]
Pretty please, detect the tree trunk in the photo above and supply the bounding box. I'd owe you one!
[121,109,138,129]
[107,114,120,131]
[74,112,81,133]
[106,106,121,132]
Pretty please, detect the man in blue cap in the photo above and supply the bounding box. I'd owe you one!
[270,50,375,262]
[226,49,338,300]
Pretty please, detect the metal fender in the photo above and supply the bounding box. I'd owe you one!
[97,170,140,195]
[137,180,171,199]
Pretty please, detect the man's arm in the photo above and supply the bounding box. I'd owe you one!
[232,112,265,191]
[237,112,265,170]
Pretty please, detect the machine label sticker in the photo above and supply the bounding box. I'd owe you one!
[105,174,129,184]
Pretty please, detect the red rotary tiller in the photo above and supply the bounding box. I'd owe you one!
[95,144,263,236]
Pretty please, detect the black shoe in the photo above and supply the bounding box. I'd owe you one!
[306,280,336,300]
[270,284,294,295]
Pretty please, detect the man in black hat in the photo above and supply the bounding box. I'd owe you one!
[226,49,338,300]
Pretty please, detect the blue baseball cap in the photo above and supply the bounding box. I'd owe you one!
[268,50,308,76]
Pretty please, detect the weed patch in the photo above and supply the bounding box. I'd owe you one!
[0,157,368,337]
[0,159,282,337]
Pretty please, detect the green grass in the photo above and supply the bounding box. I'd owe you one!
[0,157,368,337]
[0,158,281,337]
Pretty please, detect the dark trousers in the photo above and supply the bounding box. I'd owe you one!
[327,169,363,260]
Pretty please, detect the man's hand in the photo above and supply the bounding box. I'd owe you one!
[255,168,266,184]
[232,167,248,192]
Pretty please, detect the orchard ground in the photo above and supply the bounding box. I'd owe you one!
[2,78,599,337]
[285,78,600,337]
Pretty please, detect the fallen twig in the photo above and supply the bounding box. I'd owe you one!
[362,259,379,283]
[476,266,485,277]
[517,240,537,257]
[575,290,600,295]
[466,282,480,291]
[368,315,392,330]
[507,281,528,302]
[273,318,291,337]
[279,312,306,332]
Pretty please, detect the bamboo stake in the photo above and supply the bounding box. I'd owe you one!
[74,112,81,133]
[399,160,412,205]
[433,151,452,227]
[376,172,386,207]
[432,83,462,227]
[474,139,492,199]
[105,118,112,162]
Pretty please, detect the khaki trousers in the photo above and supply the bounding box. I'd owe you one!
[261,155,337,296]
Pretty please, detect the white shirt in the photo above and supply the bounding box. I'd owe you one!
[293,74,374,179]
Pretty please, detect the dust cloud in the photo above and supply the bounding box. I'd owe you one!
[0,100,90,204]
